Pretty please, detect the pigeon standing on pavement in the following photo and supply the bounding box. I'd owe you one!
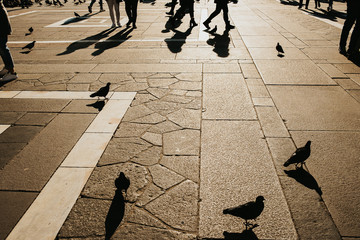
[74,11,80,17]
[22,41,36,50]
[223,196,265,228]
[283,140,311,168]
[90,82,111,100]
[276,42,284,56]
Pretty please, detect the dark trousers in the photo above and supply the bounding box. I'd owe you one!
[173,0,194,20]
[0,35,14,70]
[89,0,103,10]
[125,0,139,24]
[299,0,319,8]
[204,2,229,24]
[340,1,360,53]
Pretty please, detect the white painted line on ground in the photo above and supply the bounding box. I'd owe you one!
[61,132,113,167]
[199,9,209,41]
[6,91,135,240]
[0,125,11,134]
[9,10,37,18]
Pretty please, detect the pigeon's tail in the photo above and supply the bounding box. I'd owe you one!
[223,208,230,214]
[90,92,97,98]
[283,159,291,167]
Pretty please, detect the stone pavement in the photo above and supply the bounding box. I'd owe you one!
[0,0,359,239]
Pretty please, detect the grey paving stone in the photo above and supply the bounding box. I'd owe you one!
[115,122,152,138]
[317,64,348,78]
[148,165,185,190]
[122,105,154,122]
[0,114,95,191]
[83,162,149,203]
[132,146,161,166]
[131,112,167,124]
[249,47,308,60]
[255,60,336,85]
[291,131,360,237]
[112,224,196,240]
[200,121,297,239]
[67,73,101,84]
[256,106,290,138]
[160,156,199,183]
[127,207,167,229]
[16,113,56,126]
[0,112,25,124]
[266,138,296,176]
[98,137,151,166]
[145,180,198,231]
[136,183,165,207]
[161,94,192,104]
[240,63,261,79]
[147,88,170,99]
[334,79,360,90]
[147,120,182,134]
[145,101,182,116]
[0,126,43,143]
[203,73,256,120]
[348,89,360,103]
[242,35,295,48]
[334,63,360,74]
[163,129,200,155]
[141,132,162,146]
[268,86,360,131]
[252,97,274,106]
[0,143,27,170]
[62,100,100,113]
[0,99,70,112]
[302,47,350,62]
[167,108,201,129]
[0,191,38,240]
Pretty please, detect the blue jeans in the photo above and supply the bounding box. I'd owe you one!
[0,35,14,70]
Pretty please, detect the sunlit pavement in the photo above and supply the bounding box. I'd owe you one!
[0,0,359,239]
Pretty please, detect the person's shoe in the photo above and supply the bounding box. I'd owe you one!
[339,47,347,56]
[100,8,105,12]
[1,72,17,81]
[226,23,235,29]
[190,19,198,27]
[298,3,302,8]
[117,22,121,27]
[166,11,174,15]
[126,20,132,27]
[88,6,92,13]
[133,23,137,29]
[203,21,210,29]
[111,23,116,28]
[0,68,8,77]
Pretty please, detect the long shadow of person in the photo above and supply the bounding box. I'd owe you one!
[62,12,102,25]
[284,167,322,196]
[165,25,194,53]
[104,172,130,240]
[57,28,117,56]
[92,27,133,56]
[207,28,230,58]
[223,225,259,240]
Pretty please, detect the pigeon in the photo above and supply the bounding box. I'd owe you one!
[115,172,130,198]
[22,41,36,50]
[90,82,111,99]
[223,196,265,228]
[283,141,311,168]
[276,42,284,55]
[25,27,33,36]
[74,11,80,17]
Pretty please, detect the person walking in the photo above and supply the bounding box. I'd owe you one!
[203,0,234,30]
[124,0,139,28]
[339,0,360,60]
[105,0,121,28]
[0,0,17,81]
[88,0,105,13]
[171,0,197,27]
[298,0,320,9]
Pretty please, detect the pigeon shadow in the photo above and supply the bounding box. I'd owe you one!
[86,100,105,111]
[165,25,194,53]
[207,28,230,58]
[20,50,31,54]
[57,28,117,55]
[277,53,284,58]
[104,172,128,240]
[25,32,32,36]
[284,167,322,196]
[223,225,259,240]
[92,27,133,56]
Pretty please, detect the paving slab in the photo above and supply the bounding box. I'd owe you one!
[0,143,27,170]
[268,85,360,131]
[0,99,70,112]
[0,112,25,124]
[255,60,337,85]
[256,106,290,137]
[317,64,348,79]
[334,63,360,74]
[163,129,200,155]
[0,125,43,143]
[290,131,360,237]
[0,113,95,191]
[248,47,309,59]
[91,63,202,73]
[203,73,256,120]
[15,113,56,126]
[200,120,297,239]
[242,35,295,47]
[0,191,38,240]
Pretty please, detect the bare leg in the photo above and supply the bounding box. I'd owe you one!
[106,0,116,26]
[114,1,120,26]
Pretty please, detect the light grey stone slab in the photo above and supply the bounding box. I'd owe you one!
[15,91,97,99]
[0,126,42,143]
[0,113,95,191]
[167,108,201,129]
[256,107,290,137]
[136,183,164,207]
[203,73,256,120]
[266,138,296,176]
[163,129,200,155]
[141,132,162,146]
[348,89,360,102]
[242,35,295,48]
[255,60,336,85]
[0,125,10,134]
[240,64,261,79]
[335,79,360,90]
[148,164,185,189]
[160,156,199,183]
[16,64,96,73]
[290,131,360,237]
[7,167,93,240]
[302,47,350,62]
[252,97,274,106]
[268,86,360,130]
[0,99,70,112]
[145,180,198,231]
[91,64,202,73]
[317,64,348,78]
[203,63,241,73]
[248,47,308,60]
[16,113,56,126]
[61,133,113,168]
[0,112,25,124]
[334,63,360,74]
[200,121,297,239]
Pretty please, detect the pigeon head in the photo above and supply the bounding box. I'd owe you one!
[106,82,111,86]
[256,196,265,202]
[306,141,311,147]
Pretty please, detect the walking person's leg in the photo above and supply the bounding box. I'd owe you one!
[0,35,17,81]
[339,3,356,54]
[203,3,222,29]
[114,0,120,27]
[189,0,197,26]
[125,0,132,26]
[106,0,116,27]
[132,0,139,28]
[348,16,360,59]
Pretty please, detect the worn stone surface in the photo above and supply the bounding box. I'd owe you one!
[160,156,199,183]
[83,162,149,202]
[147,120,182,134]
[0,126,43,143]
[146,180,198,231]
[148,164,185,190]
[141,132,162,146]
[136,183,165,207]
[15,113,56,126]
[0,143,27,170]
[115,122,151,138]
[167,108,201,129]
[132,146,162,166]
[0,112,25,124]
[131,113,167,124]
[256,106,290,137]
[163,130,200,155]
[0,99,70,112]
[127,207,167,229]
